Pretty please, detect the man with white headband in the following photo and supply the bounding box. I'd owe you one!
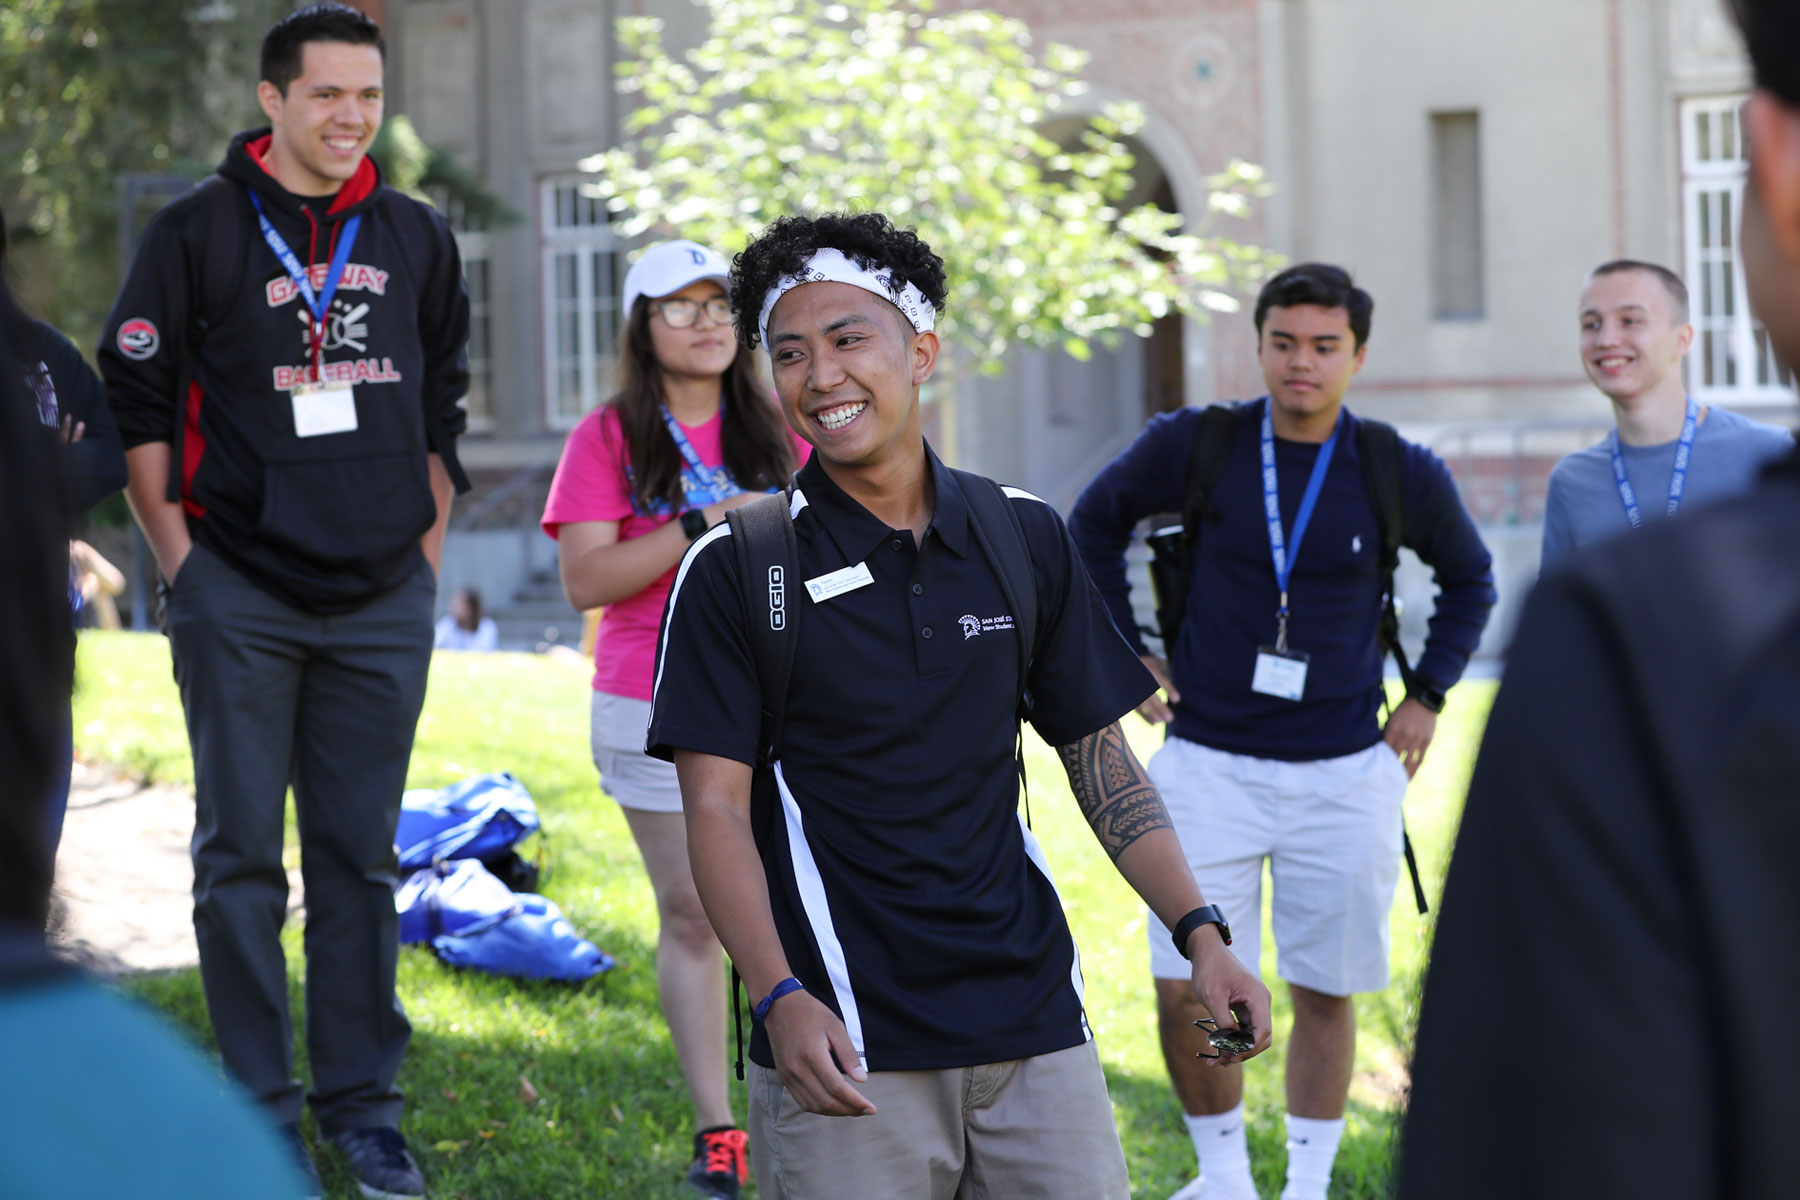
[646,211,1271,1198]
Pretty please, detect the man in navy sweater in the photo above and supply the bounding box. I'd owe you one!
[1070,264,1494,1200]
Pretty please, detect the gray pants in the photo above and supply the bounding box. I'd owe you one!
[164,542,434,1134]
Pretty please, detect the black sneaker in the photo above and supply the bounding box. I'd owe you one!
[331,1126,426,1199]
[682,1125,749,1199]
[280,1123,323,1200]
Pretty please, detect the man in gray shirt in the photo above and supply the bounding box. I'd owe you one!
[1541,260,1792,572]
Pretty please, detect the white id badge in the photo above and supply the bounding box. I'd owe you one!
[804,562,874,603]
[1251,645,1310,701]
[292,384,358,438]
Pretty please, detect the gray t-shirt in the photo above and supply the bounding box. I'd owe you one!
[1541,406,1793,573]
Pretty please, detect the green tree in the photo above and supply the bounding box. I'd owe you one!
[0,0,287,349]
[585,0,1277,368]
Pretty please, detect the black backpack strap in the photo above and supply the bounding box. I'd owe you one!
[165,176,248,504]
[725,490,800,768]
[957,471,1037,722]
[722,489,798,1082]
[956,471,1041,828]
[1354,415,1431,916]
[1180,404,1247,546]
[1354,416,1416,693]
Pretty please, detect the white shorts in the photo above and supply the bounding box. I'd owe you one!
[589,691,684,813]
[1145,736,1410,996]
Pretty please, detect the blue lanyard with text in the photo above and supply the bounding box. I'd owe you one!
[660,406,744,511]
[248,191,360,374]
[1262,400,1342,652]
[1610,396,1698,528]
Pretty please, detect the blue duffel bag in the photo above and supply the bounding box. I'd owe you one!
[396,858,613,983]
[395,772,539,870]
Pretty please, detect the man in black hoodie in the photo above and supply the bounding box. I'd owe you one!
[99,6,468,1196]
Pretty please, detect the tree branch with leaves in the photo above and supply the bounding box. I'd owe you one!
[583,0,1279,371]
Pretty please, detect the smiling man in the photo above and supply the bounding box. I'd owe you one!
[1539,261,1791,572]
[99,5,470,1196]
[1070,264,1494,1200]
[646,212,1271,1200]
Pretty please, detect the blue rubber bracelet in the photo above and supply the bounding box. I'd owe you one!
[753,977,805,1023]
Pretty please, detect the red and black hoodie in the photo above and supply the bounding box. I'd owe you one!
[101,127,471,614]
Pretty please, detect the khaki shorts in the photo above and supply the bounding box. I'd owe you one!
[1145,736,1410,996]
[589,690,684,813]
[747,1039,1129,1200]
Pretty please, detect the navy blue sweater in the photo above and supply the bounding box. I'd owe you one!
[1069,400,1496,761]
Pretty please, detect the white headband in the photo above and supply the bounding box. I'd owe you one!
[757,247,937,350]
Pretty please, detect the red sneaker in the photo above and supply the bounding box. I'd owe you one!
[683,1125,749,1198]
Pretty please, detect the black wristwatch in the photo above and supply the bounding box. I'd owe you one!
[679,509,709,541]
[1409,683,1447,714]
[1172,904,1232,957]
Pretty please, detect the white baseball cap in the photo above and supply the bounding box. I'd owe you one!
[622,239,732,314]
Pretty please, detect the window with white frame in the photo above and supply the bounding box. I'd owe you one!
[430,188,493,432]
[541,179,623,429]
[1681,96,1792,400]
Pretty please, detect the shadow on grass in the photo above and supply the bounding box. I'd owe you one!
[1107,1058,1399,1200]
[120,918,766,1199]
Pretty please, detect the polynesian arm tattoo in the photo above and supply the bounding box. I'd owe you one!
[1054,721,1174,860]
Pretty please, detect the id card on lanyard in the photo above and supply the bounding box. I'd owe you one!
[1252,400,1342,702]
[250,191,362,438]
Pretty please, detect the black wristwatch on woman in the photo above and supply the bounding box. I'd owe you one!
[679,509,709,541]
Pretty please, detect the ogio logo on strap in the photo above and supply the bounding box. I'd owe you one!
[768,565,786,630]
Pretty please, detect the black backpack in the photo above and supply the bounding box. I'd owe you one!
[716,468,1041,1076]
[1153,402,1429,914]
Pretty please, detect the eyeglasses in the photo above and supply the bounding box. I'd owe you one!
[1193,1017,1256,1060]
[651,296,733,329]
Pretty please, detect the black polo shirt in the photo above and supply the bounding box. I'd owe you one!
[647,445,1155,1072]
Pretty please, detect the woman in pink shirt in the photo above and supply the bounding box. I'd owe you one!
[541,240,806,1199]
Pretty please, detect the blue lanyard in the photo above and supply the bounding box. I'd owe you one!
[1610,396,1699,528]
[1261,399,1342,650]
[661,406,712,475]
[247,190,361,337]
[655,405,749,514]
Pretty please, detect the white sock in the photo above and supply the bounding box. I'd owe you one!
[1280,1114,1345,1200]
[1183,1104,1257,1199]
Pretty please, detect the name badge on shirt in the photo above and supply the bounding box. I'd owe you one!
[292,382,358,438]
[1251,645,1310,701]
[805,562,874,603]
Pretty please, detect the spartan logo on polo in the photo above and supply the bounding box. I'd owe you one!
[958,613,1017,639]
[116,318,161,361]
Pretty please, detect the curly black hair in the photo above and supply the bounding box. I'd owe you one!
[730,211,948,350]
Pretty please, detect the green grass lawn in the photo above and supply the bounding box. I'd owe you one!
[72,630,1492,1199]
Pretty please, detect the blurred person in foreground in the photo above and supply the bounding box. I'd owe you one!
[0,303,303,1199]
[541,238,807,1198]
[98,5,470,1194]
[1,204,128,860]
[1539,259,1790,573]
[1070,265,1494,1200]
[1400,1,1800,1194]
[649,211,1270,1199]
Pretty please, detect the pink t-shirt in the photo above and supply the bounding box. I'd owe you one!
[541,403,809,700]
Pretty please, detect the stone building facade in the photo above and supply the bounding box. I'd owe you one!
[372,0,1786,645]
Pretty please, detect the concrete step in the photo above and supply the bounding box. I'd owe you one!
[492,613,582,652]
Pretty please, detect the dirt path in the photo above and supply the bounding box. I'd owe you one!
[50,759,301,977]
